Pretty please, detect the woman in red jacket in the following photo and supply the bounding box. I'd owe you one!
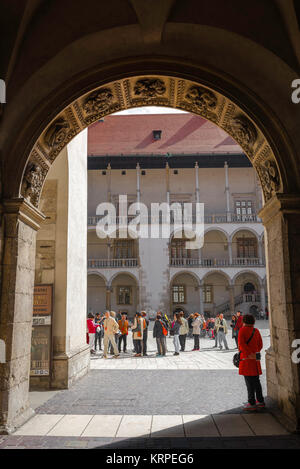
[238,314,265,411]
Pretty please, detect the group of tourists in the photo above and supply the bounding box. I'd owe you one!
[87,308,265,411]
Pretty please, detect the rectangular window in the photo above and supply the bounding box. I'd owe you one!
[113,240,134,259]
[204,285,213,303]
[172,285,186,304]
[117,286,132,305]
[237,237,257,258]
[234,200,254,220]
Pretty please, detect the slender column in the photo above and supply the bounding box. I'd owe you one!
[166,162,170,204]
[258,239,263,265]
[0,199,45,434]
[228,240,233,265]
[224,161,231,221]
[195,162,200,203]
[228,284,235,313]
[107,163,111,203]
[199,284,204,315]
[106,288,111,311]
[260,284,266,313]
[136,162,141,209]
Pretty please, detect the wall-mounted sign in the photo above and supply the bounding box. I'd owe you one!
[33,285,52,316]
[31,284,53,377]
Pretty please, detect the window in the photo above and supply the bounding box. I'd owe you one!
[117,286,132,305]
[204,285,213,303]
[170,238,190,259]
[237,237,257,258]
[172,285,186,304]
[113,239,135,259]
[234,200,254,219]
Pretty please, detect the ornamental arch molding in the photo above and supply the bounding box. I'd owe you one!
[20,75,283,210]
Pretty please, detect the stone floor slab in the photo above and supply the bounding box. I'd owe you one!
[14,414,64,436]
[242,413,289,436]
[212,414,254,437]
[151,415,184,437]
[47,414,93,437]
[116,415,152,438]
[183,415,220,437]
[82,415,123,438]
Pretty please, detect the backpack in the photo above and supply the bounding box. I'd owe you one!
[159,320,168,336]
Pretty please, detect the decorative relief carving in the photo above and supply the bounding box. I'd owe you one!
[134,78,166,99]
[43,116,77,161]
[225,114,257,157]
[179,85,218,121]
[80,87,121,124]
[21,162,47,207]
[83,88,114,115]
[256,159,281,202]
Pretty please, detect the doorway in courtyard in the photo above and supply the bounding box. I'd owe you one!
[1,71,299,439]
[25,106,274,437]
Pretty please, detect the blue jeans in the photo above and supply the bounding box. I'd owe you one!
[173,334,180,353]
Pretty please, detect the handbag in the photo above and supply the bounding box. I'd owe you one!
[233,328,256,368]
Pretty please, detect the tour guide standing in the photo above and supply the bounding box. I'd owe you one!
[238,314,265,411]
[103,311,120,358]
[215,313,229,350]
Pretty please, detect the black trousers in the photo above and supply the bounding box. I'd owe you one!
[118,334,127,352]
[193,334,200,349]
[134,339,142,354]
[244,375,264,405]
[143,331,148,355]
[95,332,102,350]
[179,334,187,351]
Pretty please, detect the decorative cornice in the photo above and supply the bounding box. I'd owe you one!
[258,193,300,225]
[1,198,46,232]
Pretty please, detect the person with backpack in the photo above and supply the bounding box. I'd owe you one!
[118,312,129,353]
[153,312,168,356]
[238,314,265,411]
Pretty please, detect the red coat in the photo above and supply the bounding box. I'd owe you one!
[238,325,263,376]
[234,315,243,331]
[87,318,96,334]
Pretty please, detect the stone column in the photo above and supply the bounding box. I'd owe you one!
[51,130,90,390]
[166,162,170,205]
[260,284,266,313]
[199,284,204,315]
[258,239,263,265]
[228,284,235,313]
[0,199,45,434]
[106,288,111,311]
[259,194,300,431]
[224,161,231,222]
[228,240,233,265]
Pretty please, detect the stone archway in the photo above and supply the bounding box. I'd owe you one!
[1,70,300,434]
[20,74,282,210]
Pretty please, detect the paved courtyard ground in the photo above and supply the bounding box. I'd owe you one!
[2,320,300,449]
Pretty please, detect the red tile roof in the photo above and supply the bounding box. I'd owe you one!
[88,113,241,156]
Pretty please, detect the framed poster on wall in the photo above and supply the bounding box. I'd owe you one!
[30,284,53,377]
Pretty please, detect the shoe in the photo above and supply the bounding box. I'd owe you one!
[113,354,120,359]
[173,352,180,356]
[242,403,257,411]
[192,348,197,351]
[103,355,108,359]
[256,401,266,408]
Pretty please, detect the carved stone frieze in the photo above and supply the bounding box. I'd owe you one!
[256,159,281,202]
[21,163,47,207]
[225,114,257,157]
[134,78,166,99]
[43,117,77,161]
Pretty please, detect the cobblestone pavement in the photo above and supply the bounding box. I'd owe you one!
[3,320,297,449]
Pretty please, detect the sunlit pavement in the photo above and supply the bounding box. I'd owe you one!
[3,320,300,449]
